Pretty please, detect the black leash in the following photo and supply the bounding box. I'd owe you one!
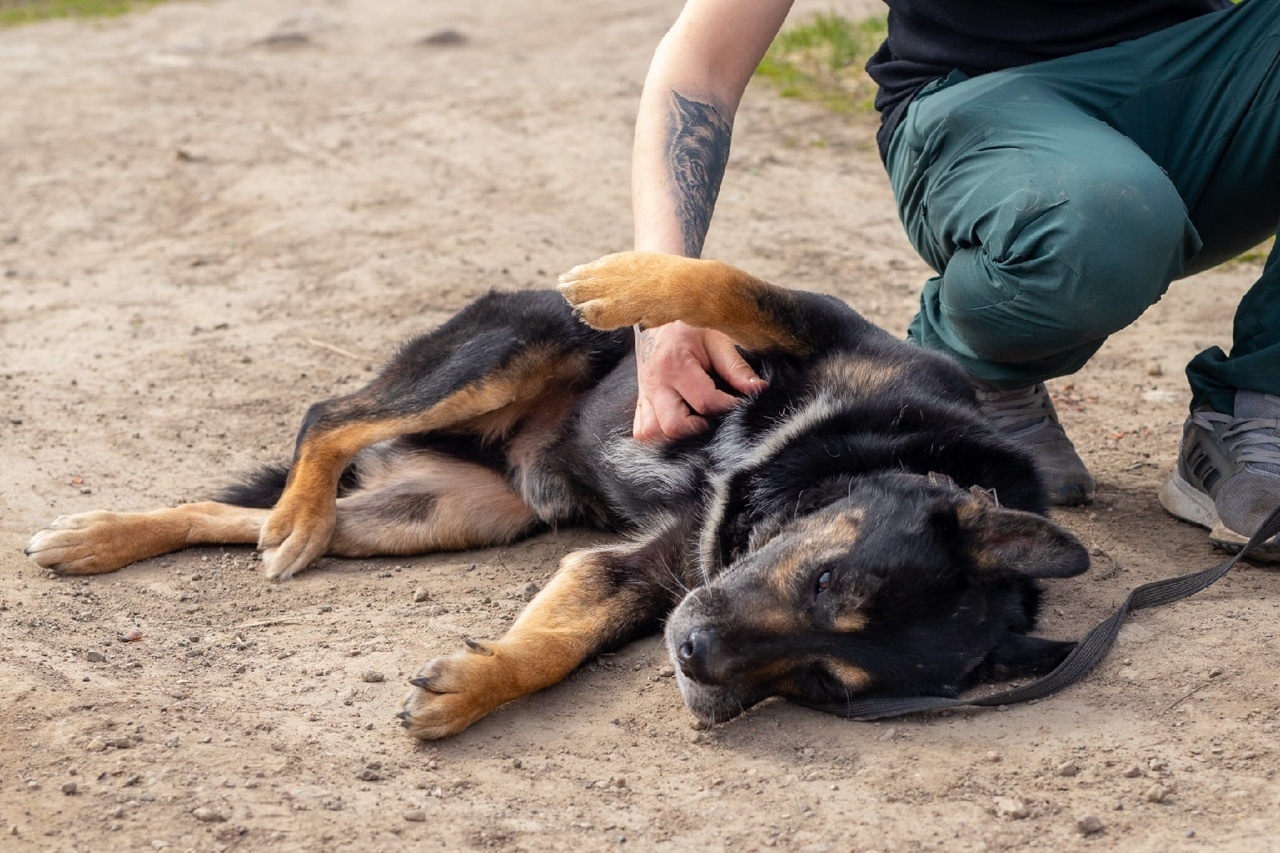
[808,503,1280,721]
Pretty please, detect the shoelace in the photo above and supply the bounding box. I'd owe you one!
[974,384,1054,434]
[1194,411,1280,472]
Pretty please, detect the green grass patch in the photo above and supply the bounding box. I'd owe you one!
[1231,237,1274,266]
[0,0,170,27]
[755,12,888,114]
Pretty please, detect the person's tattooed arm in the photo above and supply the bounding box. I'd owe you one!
[665,91,732,258]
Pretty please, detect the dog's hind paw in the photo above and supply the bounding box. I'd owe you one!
[25,512,154,575]
[257,503,335,580]
[397,643,512,740]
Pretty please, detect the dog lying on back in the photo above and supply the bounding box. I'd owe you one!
[26,252,1089,737]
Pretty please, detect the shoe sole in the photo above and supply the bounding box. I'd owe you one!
[1158,471,1280,563]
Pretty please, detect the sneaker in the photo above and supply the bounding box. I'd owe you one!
[973,381,1096,506]
[1158,390,1280,562]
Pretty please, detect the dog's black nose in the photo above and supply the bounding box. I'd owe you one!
[676,627,719,684]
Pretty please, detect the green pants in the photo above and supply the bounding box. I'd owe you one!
[886,0,1280,414]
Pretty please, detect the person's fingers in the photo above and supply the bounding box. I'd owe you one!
[647,386,709,441]
[632,323,753,442]
[704,332,767,396]
[673,368,740,417]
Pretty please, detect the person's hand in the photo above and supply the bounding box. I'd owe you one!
[632,321,765,442]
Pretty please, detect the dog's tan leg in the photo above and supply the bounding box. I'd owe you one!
[259,347,590,580]
[559,251,810,355]
[399,531,686,739]
[24,503,268,576]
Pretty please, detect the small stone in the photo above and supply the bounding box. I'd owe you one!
[986,750,1002,763]
[360,670,385,683]
[358,767,382,782]
[418,28,468,47]
[1077,814,1104,835]
[1146,784,1171,804]
[87,738,106,752]
[61,781,78,795]
[1057,760,1080,777]
[658,666,675,678]
[994,797,1029,820]
[512,758,522,769]
[87,651,107,663]
[403,810,427,822]
[412,588,430,603]
[192,807,225,823]
[520,582,540,601]
[1123,765,1142,778]
[1145,362,1164,377]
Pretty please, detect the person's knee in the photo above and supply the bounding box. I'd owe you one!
[938,173,1191,363]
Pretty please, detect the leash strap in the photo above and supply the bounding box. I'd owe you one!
[809,503,1280,721]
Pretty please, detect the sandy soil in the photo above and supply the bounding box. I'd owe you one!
[2,1,1278,850]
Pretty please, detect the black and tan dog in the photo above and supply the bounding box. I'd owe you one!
[25,252,1089,738]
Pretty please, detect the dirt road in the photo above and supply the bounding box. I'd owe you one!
[2,1,1277,849]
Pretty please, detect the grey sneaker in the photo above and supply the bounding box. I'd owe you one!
[1158,390,1280,562]
[973,381,1096,506]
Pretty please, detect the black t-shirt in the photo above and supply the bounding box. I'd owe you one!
[866,0,1232,159]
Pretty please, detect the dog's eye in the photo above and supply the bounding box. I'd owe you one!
[816,570,832,596]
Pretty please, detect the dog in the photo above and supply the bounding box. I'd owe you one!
[25,252,1089,738]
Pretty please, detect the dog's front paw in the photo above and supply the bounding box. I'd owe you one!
[397,640,511,740]
[25,512,150,575]
[258,501,335,581]
[559,251,684,330]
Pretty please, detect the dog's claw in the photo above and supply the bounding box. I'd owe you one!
[408,675,442,691]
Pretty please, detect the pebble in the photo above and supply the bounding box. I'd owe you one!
[360,670,385,683]
[413,588,430,603]
[994,797,1029,820]
[1145,362,1164,377]
[1057,760,1080,777]
[87,651,107,663]
[1076,814,1104,835]
[1146,784,1171,804]
[61,781,78,795]
[192,807,226,823]
[418,28,468,47]
[404,810,427,822]
[87,738,106,753]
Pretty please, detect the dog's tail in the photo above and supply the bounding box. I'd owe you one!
[212,462,361,509]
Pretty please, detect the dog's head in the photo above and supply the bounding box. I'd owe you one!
[665,471,1088,725]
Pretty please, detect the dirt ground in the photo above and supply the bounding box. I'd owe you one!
[2,0,1278,850]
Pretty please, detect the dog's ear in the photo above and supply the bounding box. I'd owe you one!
[956,497,1089,579]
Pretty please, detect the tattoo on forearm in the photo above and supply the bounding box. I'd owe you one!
[666,91,731,258]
